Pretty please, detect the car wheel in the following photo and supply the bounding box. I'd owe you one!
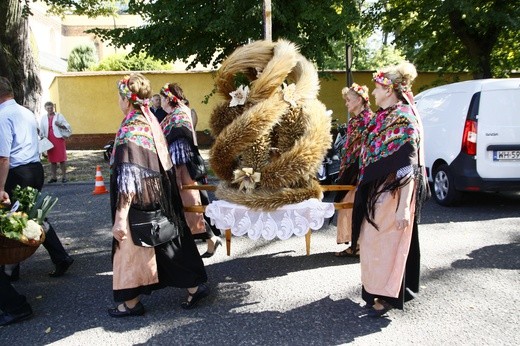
[433,164,461,206]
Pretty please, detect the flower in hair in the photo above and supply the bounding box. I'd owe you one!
[118,77,132,99]
[350,83,370,103]
[118,77,147,106]
[161,83,180,103]
[373,71,393,88]
[229,85,249,107]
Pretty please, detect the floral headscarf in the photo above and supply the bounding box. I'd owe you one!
[160,104,195,140]
[339,108,372,172]
[358,102,420,182]
[113,77,171,171]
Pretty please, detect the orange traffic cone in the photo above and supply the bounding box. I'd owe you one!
[92,165,109,195]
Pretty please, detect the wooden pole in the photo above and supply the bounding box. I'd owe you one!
[263,0,272,41]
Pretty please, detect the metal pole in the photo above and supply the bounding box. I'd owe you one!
[346,44,353,86]
[263,0,272,41]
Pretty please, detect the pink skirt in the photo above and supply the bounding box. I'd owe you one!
[47,128,67,163]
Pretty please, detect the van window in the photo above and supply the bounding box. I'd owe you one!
[467,92,480,121]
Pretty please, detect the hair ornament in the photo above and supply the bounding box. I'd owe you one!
[118,77,148,106]
[161,83,179,103]
[349,83,370,103]
[372,71,393,88]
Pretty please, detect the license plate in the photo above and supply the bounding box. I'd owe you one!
[493,150,520,161]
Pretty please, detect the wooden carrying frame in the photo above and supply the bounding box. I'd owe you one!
[182,184,355,256]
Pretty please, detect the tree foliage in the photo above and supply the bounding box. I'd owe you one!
[68,44,98,71]
[90,0,360,70]
[365,0,520,78]
[92,52,172,71]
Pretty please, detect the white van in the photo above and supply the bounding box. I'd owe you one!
[415,78,520,206]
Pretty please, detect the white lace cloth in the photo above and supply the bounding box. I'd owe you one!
[205,198,335,240]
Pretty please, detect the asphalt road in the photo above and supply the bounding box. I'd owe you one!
[1,181,519,346]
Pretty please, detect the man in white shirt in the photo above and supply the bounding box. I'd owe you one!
[0,77,73,283]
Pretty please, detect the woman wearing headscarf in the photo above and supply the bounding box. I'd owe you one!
[108,73,209,317]
[334,83,372,258]
[351,62,429,317]
[159,83,221,258]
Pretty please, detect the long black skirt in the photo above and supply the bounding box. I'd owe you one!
[112,231,207,303]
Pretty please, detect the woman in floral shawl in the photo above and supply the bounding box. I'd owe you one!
[351,62,429,317]
[108,73,209,317]
[334,83,372,258]
[160,83,221,258]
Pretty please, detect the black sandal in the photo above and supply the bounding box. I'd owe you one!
[181,284,210,310]
[334,247,360,258]
[367,300,393,318]
[108,301,145,317]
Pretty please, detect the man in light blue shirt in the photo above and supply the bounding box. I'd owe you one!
[0,96,40,169]
[0,76,38,326]
[0,77,73,284]
[0,97,40,167]
[0,77,43,209]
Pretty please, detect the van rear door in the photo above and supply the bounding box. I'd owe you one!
[476,79,520,179]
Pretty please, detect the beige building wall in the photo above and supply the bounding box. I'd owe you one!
[49,70,488,149]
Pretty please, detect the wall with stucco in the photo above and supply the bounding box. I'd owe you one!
[48,70,483,149]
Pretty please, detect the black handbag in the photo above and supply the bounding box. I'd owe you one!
[128,207,179,247]
[186,147,207,181]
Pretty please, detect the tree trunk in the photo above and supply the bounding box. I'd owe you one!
[448,9,496,79]
[0,0,41,111]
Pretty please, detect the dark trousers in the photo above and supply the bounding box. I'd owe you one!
[0,271,30,314]
[5,162,71,265]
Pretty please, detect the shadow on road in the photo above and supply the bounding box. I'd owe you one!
[206,250,359,283]
[452,242,520,270]
[130,296,389,345]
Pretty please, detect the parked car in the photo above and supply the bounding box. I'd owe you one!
[415,78,520,206]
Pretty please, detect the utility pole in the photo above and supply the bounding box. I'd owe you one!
[263,0,272,41]
[346,44,353,86]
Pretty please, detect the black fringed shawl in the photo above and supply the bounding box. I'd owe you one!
[109,110,185,231]
[160,104,197,165]
[351,102,428,248]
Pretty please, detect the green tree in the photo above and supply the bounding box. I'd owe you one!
[92,52,172,71]
[0,0,119,108]
[366,0,520,78]
[68,44,98,72]
[90,0,360,70]
[368,44,405,69]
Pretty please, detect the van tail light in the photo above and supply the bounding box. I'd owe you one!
[462,120,477,155]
